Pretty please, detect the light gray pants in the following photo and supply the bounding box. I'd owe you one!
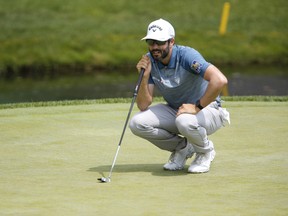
[129,102,229,153]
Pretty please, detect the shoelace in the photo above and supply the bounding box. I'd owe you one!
[168,152,176,163]
[194,153,207,164]
[169,150,189,165]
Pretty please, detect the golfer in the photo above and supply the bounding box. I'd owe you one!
[129,18,230,173]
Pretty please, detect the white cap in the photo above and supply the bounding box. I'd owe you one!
[141,18,175,41]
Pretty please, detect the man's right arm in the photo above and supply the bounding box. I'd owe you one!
[136,81,154,111]
[136,55,154,111]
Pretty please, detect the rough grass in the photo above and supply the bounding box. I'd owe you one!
[0,101,287,215]
[0,0,287,75]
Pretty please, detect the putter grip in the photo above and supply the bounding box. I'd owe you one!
[134,68,145,96]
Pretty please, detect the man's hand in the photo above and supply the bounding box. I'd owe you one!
[136,55,151,79]
[177,103,200,116]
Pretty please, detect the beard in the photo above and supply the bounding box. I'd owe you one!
[149,45,170,61]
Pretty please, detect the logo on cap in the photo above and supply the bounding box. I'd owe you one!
[149,25,163,32]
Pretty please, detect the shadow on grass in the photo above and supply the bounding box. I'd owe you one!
[88,164,189,177]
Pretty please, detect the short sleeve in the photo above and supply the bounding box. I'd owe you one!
[181,47,210,77]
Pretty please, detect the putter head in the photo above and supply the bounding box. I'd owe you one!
[98,177,111,183]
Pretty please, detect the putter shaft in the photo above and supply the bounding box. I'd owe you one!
[100,69,145,183]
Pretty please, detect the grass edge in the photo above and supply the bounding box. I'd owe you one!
[0,96,287,110]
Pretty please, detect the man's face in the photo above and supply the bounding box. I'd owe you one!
[146,39,171,61]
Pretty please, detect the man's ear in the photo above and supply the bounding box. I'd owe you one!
[169,38,175,47]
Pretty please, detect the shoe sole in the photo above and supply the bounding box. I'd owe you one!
[163,167,184,171]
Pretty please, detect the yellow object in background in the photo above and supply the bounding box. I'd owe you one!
[219,2,231,35]
[219,2,231,96]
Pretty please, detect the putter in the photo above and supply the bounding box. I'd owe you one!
[98,68,145,183]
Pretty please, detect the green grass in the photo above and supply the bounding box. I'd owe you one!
[0,101,287,215]
[0,0,287,76]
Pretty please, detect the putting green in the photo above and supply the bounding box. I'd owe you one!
[0,102,287,215]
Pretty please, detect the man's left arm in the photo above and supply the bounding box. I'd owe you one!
[198,64,228,108]
[177,64,227,116]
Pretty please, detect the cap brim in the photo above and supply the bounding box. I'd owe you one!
[141,35,170,41]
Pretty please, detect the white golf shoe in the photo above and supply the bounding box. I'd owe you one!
[188,149,216,173]
[163,143,194,171]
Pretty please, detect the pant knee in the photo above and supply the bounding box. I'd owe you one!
[175,114,199,135]
[129,114,149,136]
[129,115,139,134]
